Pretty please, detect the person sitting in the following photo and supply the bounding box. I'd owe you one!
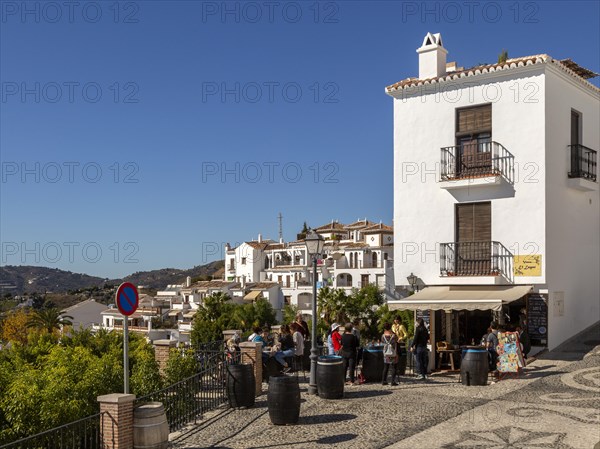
[248,326,261,342]
[253,326,271,365]
[274,324,295,372]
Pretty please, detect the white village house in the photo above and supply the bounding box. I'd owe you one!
[387,33,599,352]
[224,219,396,315]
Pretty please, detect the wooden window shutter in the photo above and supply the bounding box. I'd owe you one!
[473,202,491,241]
[457,105,492,135]
[456,202,491,242]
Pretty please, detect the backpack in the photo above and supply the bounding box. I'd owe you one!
[383,335,395,358]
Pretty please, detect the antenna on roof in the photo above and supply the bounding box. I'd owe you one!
[278,212,283,243]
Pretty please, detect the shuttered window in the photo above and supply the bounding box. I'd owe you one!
[456,104,492,136]
[456,202,491,242]
[571,110,580,146]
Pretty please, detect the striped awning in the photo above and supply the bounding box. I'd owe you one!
[244,290,262,301]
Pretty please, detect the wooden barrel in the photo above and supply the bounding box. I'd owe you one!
[226,364,255,408]
[133,402,169,449]
[316,355,344,399]
[362,345,384,382]
[461,348,488,386]
[267,376,300,425]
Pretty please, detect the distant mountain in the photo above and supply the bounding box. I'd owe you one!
[0,261,224,295]
[115,260,224,290]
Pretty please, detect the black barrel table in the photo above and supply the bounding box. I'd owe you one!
[362,345,384,382]
[267,376,300,425]
[461,347,489,386]
[316,355,344,399]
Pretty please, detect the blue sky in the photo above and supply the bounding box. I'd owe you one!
[1,1,599,279]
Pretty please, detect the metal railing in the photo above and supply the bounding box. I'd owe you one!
[440,241,513,277]
[568,144,597,182]
[441,141,514,183]
[135,347,240,433]
[0,412,113,449]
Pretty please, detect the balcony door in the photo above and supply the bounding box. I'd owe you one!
[455,202,491,275]
[456,104,492,177]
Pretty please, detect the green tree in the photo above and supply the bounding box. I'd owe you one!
[347,284,385,341]
[317,287,348,325]
[252,298,276,328]
[191,292,237,346]
[164,347,198,385]
[130,340,162,397]
[498,49,508,64]
[26,308,73,335]
[282,304,298,325]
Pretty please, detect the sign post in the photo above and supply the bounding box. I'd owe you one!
[116,282,139,394]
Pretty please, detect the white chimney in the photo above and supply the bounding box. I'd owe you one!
[186,276,191,287]
[416,32,447,79]
[258,233,262,243]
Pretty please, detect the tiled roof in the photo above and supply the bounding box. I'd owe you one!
[345,219,374,229]
[248,282,279,290]
[340,242,369,249]
[363,223,393,233]
[265,243,286,250]
[245,241,271,250]
[314,221,347,232]
[386,54,600,94]
[188,280,238,289]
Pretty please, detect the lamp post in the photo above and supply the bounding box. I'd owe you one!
[305,230,324,395]
[407,272,418,293]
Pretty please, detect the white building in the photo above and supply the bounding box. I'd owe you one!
[387,33,599,351]
[224,219,396,315]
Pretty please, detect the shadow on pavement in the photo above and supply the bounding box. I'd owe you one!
[317,433,358,444]
[344,389,393,398]
[245,433,358,449]
[299,413,357,425]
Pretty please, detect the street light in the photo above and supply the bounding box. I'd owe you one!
[407,272,418,292]
[305,229,324,395]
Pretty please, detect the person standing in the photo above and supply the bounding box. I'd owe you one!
[381,323,398,386]
[486,321,500,373]
[331,323,342,354]
[411,318,429,380]
[340,323,359,385]
[295,313,310,341]
[392,316,408,356]
[291,322,304,365]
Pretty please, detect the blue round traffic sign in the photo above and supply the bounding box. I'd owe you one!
[116,282,139,316]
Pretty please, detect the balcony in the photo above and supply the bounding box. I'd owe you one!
[440,241,513,279]
[568,144,597,191]
[440,141,514,189]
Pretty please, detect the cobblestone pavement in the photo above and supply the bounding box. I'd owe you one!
[171,325,600,449]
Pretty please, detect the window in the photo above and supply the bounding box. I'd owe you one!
[241,257,246,265]
[571,110,581,146]
[455,105,493,177]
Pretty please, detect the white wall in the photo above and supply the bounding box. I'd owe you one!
[544,66,600,349]
[393,67,547,287]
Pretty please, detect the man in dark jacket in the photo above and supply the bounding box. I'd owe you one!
[410,318,429,380]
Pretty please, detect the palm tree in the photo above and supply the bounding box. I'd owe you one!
[27,308,73,334]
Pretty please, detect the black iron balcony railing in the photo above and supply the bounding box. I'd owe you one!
[441,141,514,183]
[568,144,597,182]
[440,241,513,277]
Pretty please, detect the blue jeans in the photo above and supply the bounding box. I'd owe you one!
[415,346,428,376]
[275,349,295,366]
